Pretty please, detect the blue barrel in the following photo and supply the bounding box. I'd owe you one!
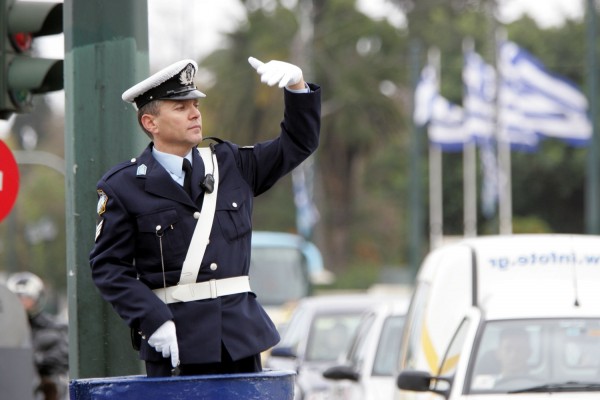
[69,370,295,400]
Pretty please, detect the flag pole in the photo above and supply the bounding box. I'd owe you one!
[462,38,477,237]
[495,28,513,235]
[428,47,444,249]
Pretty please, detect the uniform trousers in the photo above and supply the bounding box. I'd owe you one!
[145,341,262,377]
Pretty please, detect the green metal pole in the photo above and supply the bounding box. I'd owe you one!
[408,40,424,280]
[64,0,148,378]
[586,0,599,234]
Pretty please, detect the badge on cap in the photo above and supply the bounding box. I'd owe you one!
[97,190,108,216]
[180,64,194,85]
[121,59,206,109]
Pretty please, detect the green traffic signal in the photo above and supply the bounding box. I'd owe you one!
[1,0,63,119]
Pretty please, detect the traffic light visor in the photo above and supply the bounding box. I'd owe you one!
[7,2,62,38]
[8,56,63,92]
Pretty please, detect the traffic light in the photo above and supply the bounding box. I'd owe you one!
[1,0,63,119]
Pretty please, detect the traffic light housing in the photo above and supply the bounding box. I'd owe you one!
[1,0,63,119]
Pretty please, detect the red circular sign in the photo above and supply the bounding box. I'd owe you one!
[0,140,19,222]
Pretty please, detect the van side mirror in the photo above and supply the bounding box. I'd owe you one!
[396,370,451,398]
[323,365,360,382]
[270,346,297,359]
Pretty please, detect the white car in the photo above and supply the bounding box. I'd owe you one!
[396,234,600,399]
[265,293,392,400]
[323,297,410,400]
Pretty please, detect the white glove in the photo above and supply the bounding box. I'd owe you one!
[147,320,180,368]
[248,57,303,88]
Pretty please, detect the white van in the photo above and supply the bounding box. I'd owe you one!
[396,234,600,399]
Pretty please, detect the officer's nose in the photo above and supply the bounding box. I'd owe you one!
[191,106,201,120]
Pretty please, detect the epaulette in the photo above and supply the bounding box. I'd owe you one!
[103,158,138,180]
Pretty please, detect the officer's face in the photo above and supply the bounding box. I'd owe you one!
[145,99,202,156]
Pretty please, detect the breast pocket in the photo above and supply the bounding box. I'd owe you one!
[135,208,186,263]
[216,186,252,242]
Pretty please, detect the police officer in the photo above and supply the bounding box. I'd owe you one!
[89,57,321,377]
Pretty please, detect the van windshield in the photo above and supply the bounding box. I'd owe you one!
[249,247,310,306]
[467,319,600,394]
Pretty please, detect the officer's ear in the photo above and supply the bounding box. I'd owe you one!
[141,113,159,136]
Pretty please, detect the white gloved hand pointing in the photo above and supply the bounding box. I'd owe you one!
[147,320,180,368]
[248,57,303,88]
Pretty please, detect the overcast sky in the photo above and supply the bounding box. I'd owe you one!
[31,0,586,64]
[146,0,586,68]
[0,0,586,133]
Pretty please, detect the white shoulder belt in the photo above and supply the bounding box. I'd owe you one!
[178,147,219,285]
[153,146,251,304]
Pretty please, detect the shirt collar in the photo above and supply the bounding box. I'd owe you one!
[152,147,193,179]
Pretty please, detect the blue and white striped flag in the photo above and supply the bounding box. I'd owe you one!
[414,63,467,151]
[292,157,319,239]
[498,41,592,149]
[463,49,498,217]
[413,64,438,127]
[429,96,466,152]
[463,50,496,143]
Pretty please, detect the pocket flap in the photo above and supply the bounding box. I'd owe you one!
[136,208,180,233]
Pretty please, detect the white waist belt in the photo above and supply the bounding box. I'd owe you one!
[153,276,251,304]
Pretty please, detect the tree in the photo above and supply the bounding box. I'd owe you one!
[199,0,592,278]
[201,0,407,271]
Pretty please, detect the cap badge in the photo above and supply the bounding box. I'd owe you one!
[179,64,195,86]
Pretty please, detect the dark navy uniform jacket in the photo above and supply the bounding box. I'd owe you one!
[89,84,320,364]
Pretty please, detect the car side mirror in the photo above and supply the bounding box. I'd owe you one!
[322,365,360,382]
[396,370,451,398]
[270,346,297,359]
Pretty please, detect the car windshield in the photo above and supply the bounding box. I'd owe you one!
[305,313,364,362]
[373,315,405,376]
[467,319,600,394]
[249,247,309,306]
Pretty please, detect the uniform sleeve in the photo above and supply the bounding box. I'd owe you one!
[239,83,321,195]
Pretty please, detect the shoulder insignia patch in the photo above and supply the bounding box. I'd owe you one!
[97,189,108,216]
[136,164,147,176]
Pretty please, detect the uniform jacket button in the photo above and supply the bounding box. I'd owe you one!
[210,263,218,271]
[193,211,201,219]
[232,202,238,208]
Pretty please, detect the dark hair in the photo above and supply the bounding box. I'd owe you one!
[137,100,162,139]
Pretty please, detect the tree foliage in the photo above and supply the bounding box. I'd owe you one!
[1,0,594,291]
[197,0,594,273]
[201,0,407,270]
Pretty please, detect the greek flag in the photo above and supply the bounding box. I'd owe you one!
[292,157,319,239]
[463,49,498,217]
[498,41,592,149]
[429,96,466,152]
[414,64,467,151]
[463,50,496,143]
[413,64,438,127]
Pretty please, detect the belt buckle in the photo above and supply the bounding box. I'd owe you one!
[209,279,217,299]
